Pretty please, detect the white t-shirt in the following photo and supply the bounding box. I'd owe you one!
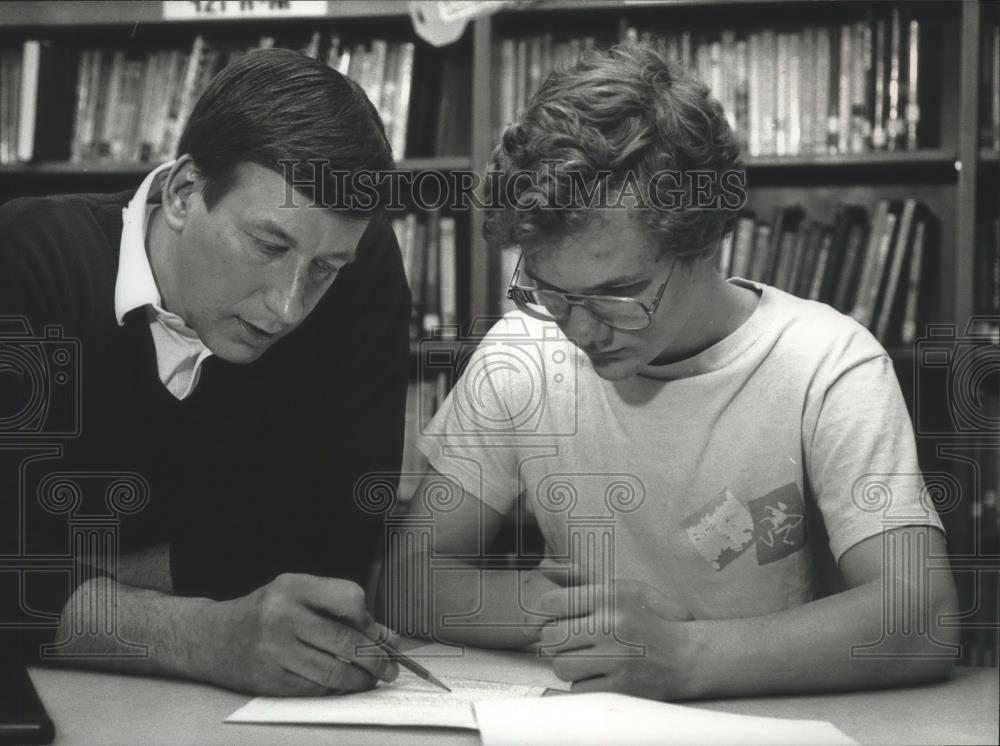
[418,279,944,619]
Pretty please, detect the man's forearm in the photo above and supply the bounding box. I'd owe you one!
[688,578,960,698]
[50,576,219,683]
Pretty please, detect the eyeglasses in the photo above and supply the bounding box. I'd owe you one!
[506,253,676,331]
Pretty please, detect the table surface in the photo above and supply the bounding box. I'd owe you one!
[28,659,999,746]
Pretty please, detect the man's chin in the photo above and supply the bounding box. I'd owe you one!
[207,338,269,364]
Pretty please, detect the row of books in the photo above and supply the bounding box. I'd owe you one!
[493,6,932,156]
[975,217,1000,317]
[0,32,415,164]
[494,34,601,139]
[718,199,933,346]
[630,7,927,157]
[981,21,1000,152]
[392,211,459,343]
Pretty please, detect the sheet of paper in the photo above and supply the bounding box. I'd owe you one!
[226,670,544,729]
[403,641,571,692]
[474,692,859,746]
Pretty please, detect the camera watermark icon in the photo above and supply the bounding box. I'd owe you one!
[0,317,80,438]
[849,472,962,659]
[531,473,648,660]
[418,315,578,437]
[913,320,1000,438]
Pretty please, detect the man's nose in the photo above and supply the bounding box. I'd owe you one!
[561,304,608,350]
[264,262,308,327]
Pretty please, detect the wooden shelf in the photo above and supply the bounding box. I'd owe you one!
[745,150,958,169]
[0,156,472,176]
[981,149,1000,164]
[0,1,408,27]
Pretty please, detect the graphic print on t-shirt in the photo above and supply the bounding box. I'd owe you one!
[683,483,807,570]
[682,487,755,570]
[747,483,807,565]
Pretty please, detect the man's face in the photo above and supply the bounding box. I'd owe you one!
[168,162,369,363]
[523,209,685,381]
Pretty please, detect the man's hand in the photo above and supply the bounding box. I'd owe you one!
[209,573,401,696]
[537,578,701,700]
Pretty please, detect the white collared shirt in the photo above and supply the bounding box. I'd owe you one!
[115,161,213,400]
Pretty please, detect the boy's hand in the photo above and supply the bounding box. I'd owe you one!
[207,573,401,696]
[537,579,702,700]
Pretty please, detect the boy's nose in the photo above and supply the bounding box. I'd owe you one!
[561,304,610,351]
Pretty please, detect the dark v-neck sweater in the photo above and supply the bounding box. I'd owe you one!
[0,190,410,646]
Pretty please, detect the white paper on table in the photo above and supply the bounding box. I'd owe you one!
[473,692,859,746]
[226,639,574,730]
[227,670,545,729]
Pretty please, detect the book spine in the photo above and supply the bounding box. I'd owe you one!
[872,18,887,149]
[70,49,92,162]
[851,20,872,153]
[887,7,903,151]
[367,39,388,119]
[850,200,889,320]
[854,210,898,328]
[900,220,927,344]
[423,211,441,336]
[774,33,788,155]
[438,217,457,338]
[394,42,415,160]
[808,229,834,300]
[875,199,917,342]
[747,32,761,157]
[161,35,204,161]
[827,25,840,154]
[798,28,815,155]
[837,23,852,155]
[499,39,516,136]
[906,18,920,150]
[813,27,830,155]
[16,39,41,162]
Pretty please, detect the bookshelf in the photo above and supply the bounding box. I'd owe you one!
[0,0,997,665]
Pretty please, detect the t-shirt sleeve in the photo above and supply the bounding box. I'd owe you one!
[416,319,529,518]
[804,353,945,562]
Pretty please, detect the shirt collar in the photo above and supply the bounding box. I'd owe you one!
[115,160,176,326]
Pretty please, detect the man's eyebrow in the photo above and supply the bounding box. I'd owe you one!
[249,219,354,261]
[523,267,650,294]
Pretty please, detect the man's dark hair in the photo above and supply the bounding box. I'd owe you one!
[177,48,393,213]
[483,42,743,262]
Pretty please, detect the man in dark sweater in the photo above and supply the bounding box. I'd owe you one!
[0,50,409,695]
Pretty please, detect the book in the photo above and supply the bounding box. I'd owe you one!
[831,211,870,312]
[871,17,887,149]
[394,42,415,159]
[874,198,919,342]
[906,18,920,150]
[16,39,76,162]
[438,216,458,338]
[899,219,927,344]
[851,201,898,328]
[886,7,904,150]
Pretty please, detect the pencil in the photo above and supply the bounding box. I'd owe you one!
[377,640,452,693]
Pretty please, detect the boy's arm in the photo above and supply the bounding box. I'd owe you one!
[378,468,565,648]
[540,525,959,699]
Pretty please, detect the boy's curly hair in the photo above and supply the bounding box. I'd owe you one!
[483,42,743,261]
